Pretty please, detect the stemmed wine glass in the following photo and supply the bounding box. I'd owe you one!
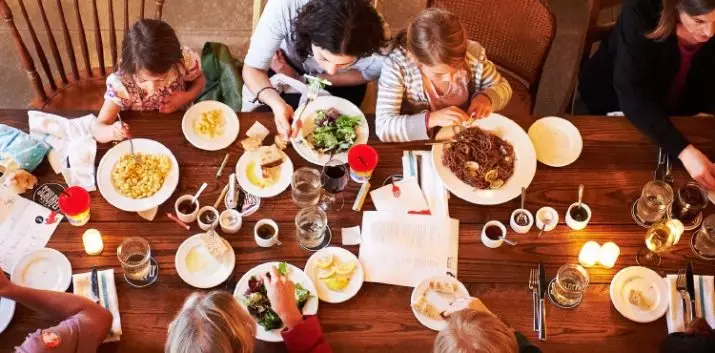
[636,217,684,266]
[319,158,348,211]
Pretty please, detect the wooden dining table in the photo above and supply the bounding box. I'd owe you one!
[1,109,715,353]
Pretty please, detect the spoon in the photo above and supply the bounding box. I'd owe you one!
[516,187,528,225]
[537,211,554,238]
[503,236,518,246]
[577,184,584,210]
[191,182,208,205]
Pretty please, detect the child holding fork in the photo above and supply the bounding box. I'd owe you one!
[375,8,512,142]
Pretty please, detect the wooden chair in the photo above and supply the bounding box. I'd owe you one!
[427,0,556,116]
[0,0,167,110]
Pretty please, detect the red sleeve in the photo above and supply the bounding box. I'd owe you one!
[281,316,333,353]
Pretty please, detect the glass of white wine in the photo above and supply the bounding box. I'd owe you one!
[636,218,684,266]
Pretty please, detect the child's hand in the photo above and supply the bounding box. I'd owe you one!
[467,94,493,119]
[160,91,190,114]
[93,121,129,143]
[261,267,303,330]
[428,106,469,129]
[271,50,300,80]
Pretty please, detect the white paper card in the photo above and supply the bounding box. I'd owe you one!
[341,226,361,246]
[370,179,430,214]
[359,212,458,287]
[245,121,270,141]
[0,185,62,272]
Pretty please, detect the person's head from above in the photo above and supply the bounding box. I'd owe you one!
[649,0,715,43]
[433,309,518,353]
[120,19,182,88]
[166,291,256,353]
[293,0,386,75]
[395,8,467,84]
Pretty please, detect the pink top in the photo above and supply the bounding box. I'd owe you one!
[666,39,704,109]
[16,315,104,353]
[422,69,471,111]
[104,47,202,111]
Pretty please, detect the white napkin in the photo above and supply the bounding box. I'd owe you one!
[341,226,361,246]
[28,111,97,191]
[402,151,450,217]
[72,269,122,342]
[369,178,429,214]
[664,275,715,333]
[241,73,331,112]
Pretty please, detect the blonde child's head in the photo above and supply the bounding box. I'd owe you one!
[120,19,182,81]
[433,309,518,353]
[166,291,256,353]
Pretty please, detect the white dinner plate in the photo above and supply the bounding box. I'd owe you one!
[610,266,669,323]
[432,113,537,205]
[97,138,180,212]
[304,247,364,303]
[0,298,15,334]
[182,100,240,151]
[175,233,235,289]
[11,248,72,292]
[290,96,369,165]
[235,150,293,198]
[528,116,583,167]
[410,276,469,331]
[233,262,319,342]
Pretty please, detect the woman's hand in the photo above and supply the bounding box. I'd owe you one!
[261,267,303,330]
[92,121,129,143]
[679,145,715,190]
[272,102,295,139]
[467,94,493,119]
[271,50,300,80]
[428,106,470,129]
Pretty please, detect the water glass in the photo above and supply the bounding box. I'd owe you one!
[295,206,328,249]
[635,180,674,224]
[117,237,151,282]
[291,167,322,208]
[695,214,715,255]
[673,182,708,224]
[550,264,589,307]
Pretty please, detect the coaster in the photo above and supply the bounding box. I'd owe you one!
[631,200,655,229]
[124,257,159,288]
[547,279,583,309]
[667,206,702,231]
[299,226,332,252]
[690,230,715,261]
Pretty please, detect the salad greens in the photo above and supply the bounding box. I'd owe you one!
[242,262,312,330]
[309,108,361,153]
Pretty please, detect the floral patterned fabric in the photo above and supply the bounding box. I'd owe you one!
[104,47,201,111]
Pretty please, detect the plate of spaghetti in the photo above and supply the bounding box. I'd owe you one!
[432,113,536,205]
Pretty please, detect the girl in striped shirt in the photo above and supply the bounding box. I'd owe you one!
[375,8,512,142]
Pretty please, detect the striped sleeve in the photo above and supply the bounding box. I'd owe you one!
[472,46,512,111]
[375,55,429,142]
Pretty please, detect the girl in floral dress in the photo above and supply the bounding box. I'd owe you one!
[93,19,205,143]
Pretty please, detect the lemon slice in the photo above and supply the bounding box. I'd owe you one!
[316,254,334,269]
[323,276,350,291]
[318,268,336,279]
[335,261,356,275]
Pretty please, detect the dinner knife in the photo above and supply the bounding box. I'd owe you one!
[537,262,547,341]
[686,262,696,322]
[90,267,100,304]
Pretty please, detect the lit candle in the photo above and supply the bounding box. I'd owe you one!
[578,241,601,268]
[82,229,104,255]
[598,242,620,269]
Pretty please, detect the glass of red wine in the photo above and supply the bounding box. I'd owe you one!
[320,158,348,211]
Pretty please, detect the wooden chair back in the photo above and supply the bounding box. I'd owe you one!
[0,0,167,107]
[426,0,556,98]
[581,0,621,66]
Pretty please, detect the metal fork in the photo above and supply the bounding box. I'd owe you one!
[528,268,539,332]
[116,113,135,157]
[676,269,692,326]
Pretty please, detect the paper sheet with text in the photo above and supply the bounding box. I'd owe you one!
[0,185,62,272]
[359,211,459,287]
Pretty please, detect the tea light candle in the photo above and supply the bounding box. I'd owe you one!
[578,241,601,267]
[598,242,620,269]
[82,229,104,255]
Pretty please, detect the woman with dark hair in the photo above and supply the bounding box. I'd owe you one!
[242,0,387,138]
[579,0,715,189]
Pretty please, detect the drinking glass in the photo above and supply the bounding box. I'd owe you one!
[291,167,322,208]
[550,264,589,307]
[636,219,682,266]
[634,180,674,224]
[694,214,715,256]
[295,206,328,250]
[673,182,708,225]
[320,158,349,211]
[117,237,152,283]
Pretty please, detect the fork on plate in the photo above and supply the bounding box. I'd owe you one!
[676,269,692,326]
[529,268,539,332]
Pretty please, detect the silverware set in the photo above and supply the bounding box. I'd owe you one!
[529,263,547,341]
[676,262,697,326]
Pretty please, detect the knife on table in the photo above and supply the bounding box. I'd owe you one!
[537,262,547,341]
[90,267,100,304]
[686,262,697,323]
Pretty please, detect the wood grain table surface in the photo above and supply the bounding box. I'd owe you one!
[2,109,715,353]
